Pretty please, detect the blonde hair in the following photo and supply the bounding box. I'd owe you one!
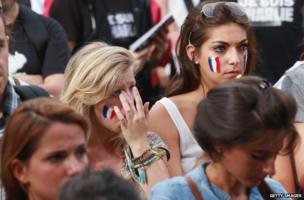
[61,42,136,119]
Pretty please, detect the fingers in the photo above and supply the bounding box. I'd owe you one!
[154,28,168,45]
[133,87,144,116]
[132,46,152,60]
[143,102,150,118]
[113,106,124,121]
[119,92,133,120]
[114,106,127,126]
[118,87,146,123]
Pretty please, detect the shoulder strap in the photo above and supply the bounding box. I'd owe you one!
[290,153,302,193]
[184,0,194,11]
[185,176,203,200]
[18,5,49,66]
[258,180,276,200]
[158,98,192,135]
[14,85,50,101]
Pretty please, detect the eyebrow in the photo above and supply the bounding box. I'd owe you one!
[211,39,249,45]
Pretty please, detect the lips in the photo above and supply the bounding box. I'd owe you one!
[223,71,241,78]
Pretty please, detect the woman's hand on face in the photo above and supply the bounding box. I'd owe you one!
[114,87,150,151]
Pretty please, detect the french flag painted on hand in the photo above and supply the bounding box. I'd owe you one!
[208,56,221,73]
[102,106,115,119]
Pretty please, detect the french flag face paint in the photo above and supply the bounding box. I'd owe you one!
[102,105,115,120]
[208,56,221,73]
[243,51,248,71]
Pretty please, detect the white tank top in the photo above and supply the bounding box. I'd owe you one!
[157,97,204,173]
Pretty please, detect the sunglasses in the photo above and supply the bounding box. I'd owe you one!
[201,2,246,18]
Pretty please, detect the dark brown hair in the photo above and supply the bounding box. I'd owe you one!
[1,97,90,200]
[167,0,256,96]
[193,76,298,160]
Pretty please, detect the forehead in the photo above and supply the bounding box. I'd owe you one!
[113,68,135,87]
[235,129,284,152]
[37,122,86,150]
[205,23,247,44]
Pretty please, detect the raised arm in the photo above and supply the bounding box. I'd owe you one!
[148,102,184,176]
[114,87,170,196]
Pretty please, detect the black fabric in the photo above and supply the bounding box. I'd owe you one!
[234,0,304,84]
[17,0,31,7]
[184,0,194,11]
[13,85,50,101]
[50,0,162,105]
[10,5,70,77]
[51,0,152,49]
[257,180,276,200]
[290,154,304,195]
[18,5,49,67]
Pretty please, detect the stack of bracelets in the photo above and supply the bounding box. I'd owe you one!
[124,146,170,187]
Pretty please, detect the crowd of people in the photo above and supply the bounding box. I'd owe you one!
[0,0,303,200]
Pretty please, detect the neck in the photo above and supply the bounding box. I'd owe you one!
[89,124,114,147]
[205,162,248,197]
[4,2,19,26]
[187,84,207,103]
[200,75,217,94]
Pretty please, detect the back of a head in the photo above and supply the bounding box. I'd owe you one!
[193,76,298,160]
[59,168,140,200]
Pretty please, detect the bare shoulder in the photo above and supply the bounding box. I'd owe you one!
[148,99,179,141]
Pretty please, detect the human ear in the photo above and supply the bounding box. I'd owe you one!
[11,159,29,184]
[186,44,199,64]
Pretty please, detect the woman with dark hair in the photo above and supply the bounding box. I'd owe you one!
[150,76,298,199]
[149,0,257,176]
[1,97,90,200]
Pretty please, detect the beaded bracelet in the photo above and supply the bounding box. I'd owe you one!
[132,147,170,166]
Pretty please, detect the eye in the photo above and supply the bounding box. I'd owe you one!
[251,152,275,161]
[213,45,226,53]
[239,43,248,51]
[47,152,66,163]
[110,90,122,98]
[75,145,87,160]
[129,84,136,91]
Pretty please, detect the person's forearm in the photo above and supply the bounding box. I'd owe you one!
[41,74,64,98]
[13,74,43,85]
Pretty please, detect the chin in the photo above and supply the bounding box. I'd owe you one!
[108,125,121,134]
[244,178,264,187]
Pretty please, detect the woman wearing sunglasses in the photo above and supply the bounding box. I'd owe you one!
[148,0,256,176]
[149,76,297,200]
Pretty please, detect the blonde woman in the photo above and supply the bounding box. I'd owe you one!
[61,42,170,197]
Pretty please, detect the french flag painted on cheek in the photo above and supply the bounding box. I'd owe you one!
[244,51,248,71]
[208,56,221,73]
[102,106,115,120]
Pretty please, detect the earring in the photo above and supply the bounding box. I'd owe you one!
[194,60,199,65]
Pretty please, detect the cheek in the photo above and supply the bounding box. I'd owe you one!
[206,56,221,74]
[222,152,257,176]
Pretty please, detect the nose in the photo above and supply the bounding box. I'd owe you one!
[227,48,241,67]
[66,156,85,176]
[262,157,276,177]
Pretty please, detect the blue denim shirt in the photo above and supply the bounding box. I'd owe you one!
[149,162,289,200]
